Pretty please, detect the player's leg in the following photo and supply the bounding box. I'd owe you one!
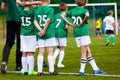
[37,38,46,76]
[37,47,44,76]
[1,21,16,73]
[47,47,58,75]
[110,30,115,46]
[86,46,99,70]
[46,38,58,75]
[27,52,35,76]
[53,46,60,65]
[99,29,102,37]
[57,46,65,68]
[96,29,99,38]
[111,34,115,45]
[79,46,87,76]
[21,52,28,75]
[57,38,66,68]
[86,46,106,75]
[75,37,87,76]
[76,36,91,76]
[15,21,22,71]
[105,30,110,46]
[53,38,60,64]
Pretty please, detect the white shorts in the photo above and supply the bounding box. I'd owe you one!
[38,38,56,47]
[20,35,37,52]
[75,36,91,47]
[56,38,67,46]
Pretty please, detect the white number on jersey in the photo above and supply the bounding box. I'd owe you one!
[55,19,61,28]
[72,16,82,25]
[38,15,47,26]
[21,17,31,26]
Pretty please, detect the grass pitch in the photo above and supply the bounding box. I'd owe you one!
[0,35,120,80]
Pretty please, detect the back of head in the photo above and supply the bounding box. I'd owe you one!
[59,2,67,12]
[75,0,88,7]
[108,10,113,16]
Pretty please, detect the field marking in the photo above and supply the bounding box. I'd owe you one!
[1,71,120,78]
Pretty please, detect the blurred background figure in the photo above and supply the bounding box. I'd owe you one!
[95,18,102,38]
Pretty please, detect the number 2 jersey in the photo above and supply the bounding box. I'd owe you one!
[54,13,69,38]
[34,6,55,39]
[66,7,89,37]
[18,6,38,36]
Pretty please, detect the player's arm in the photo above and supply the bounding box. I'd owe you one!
[16,0,25,6]
[34,20,43,31]
[29,1,41,5]
[43,18,50,33]
[78,12,89,26]
[1,2,6,11]
[65,24,69,36]
[61,13,73,27]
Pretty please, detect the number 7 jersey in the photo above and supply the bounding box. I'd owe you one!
[34,6,55,39]
[54,13,70,38]
[66,7,90,37]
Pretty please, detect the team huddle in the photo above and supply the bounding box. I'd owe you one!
[1,0,108,76]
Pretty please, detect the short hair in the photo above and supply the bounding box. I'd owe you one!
[108,10,113,15]
[59,2,67,11]
[75,0,88,7]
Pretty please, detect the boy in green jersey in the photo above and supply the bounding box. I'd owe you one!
[53,2,69,68]
[34,0,58,76]
[61,0,106,76]
[18,0,41,76]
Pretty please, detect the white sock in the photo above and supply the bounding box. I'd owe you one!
[87,57,99,70]
[48,55,54,72]
[27,56,34,72]
[37,55,43,73]
[58,51,64,65]
[53,48,60,64]
[79,58,87,73]
[22,57,27,72]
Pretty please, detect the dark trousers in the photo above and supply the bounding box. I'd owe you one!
[2,21,22,67]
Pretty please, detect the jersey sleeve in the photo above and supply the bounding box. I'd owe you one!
[47,8,54,19]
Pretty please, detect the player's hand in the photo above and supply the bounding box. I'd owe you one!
[24,1,30,6]
[38,30,44,37]
[21,2,26,6]
[78,22,84,27]
[69,23,75,28]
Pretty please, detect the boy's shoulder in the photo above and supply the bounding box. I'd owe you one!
[55,13,61,17]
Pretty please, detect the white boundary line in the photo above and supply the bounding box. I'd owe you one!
[1,71,120,78]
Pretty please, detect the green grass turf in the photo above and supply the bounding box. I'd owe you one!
[0,35,120,80]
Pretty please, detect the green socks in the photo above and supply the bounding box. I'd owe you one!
[111,36,115,45]
[105,35,109,43]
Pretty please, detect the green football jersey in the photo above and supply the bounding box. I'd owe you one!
[66,7,89,37]
[54,13,69,38]
[34,6,55,39]
[2,0,21,22]
[18,7,38,36]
